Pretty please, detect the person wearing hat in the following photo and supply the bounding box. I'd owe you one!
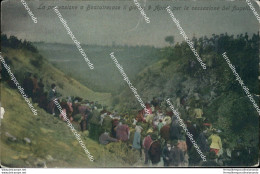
[148,134,161,165]
[111,118,119,138]
[169,140,185,167]
[143,132,153,165]
[151,97,159,108]
[132,125,143,156]
[116,122,130,142]
[208,128,222,155]
[160,124,170,141]
[186,120,198,151]
[162,141,171,167]
[170,116,181,141]
[47,83,57,115]
[22,72,34,98]
[197,129,210,153]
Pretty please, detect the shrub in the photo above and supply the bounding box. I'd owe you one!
[30,55,43,69]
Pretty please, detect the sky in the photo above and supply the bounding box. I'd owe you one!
[1,0,259,47]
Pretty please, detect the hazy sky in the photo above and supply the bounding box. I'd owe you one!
[1,0,259,47]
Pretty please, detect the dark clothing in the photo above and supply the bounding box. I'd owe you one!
[144,148,149,164]
[80,117,88,132]
[111,119,119,138]
[151,99,159,108]
[201,160,220,166]
[180,96,187,106]
[23,77,34,98]
[148,141,161,164]
[187,123,198,139]
[35,86,44,103]
[86,110,92,129]
[170,117,181,141]
[166,111,173,117]
[72,103,80,116]
[80,109,92,131]
[169,147,185,167]
[186,123,198,150]
[78,105,88,117]
[143,135,152,164]
[48,89,56,101]
[89,124,104,141]
[38,94,48,111]
[32,77,38,93]
[47,100,56,114]
[197,132,210,153]
[60,101,69,110]
[89,110,103,141]
[162,145,171,166]
[38,81,44,90]
[160,125,170,141]
[47,89,57,114]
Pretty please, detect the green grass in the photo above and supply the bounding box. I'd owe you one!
[1,48,112,106]
[1,85,136,167]
[0,47,139,167]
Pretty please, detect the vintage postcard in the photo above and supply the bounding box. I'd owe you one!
[0,0,259,169]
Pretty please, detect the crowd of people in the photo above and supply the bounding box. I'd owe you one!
[43,83,224,166]
[5,68,259,167]
[4,72,226,167]
[1,32,258,167]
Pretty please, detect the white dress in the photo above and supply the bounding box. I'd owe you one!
[1,107,5,119]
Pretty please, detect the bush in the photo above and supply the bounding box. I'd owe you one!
[112,97,120,107]
[106,141,139,165]
[30,55,43,69]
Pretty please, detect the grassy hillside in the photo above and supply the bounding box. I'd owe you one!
[0,46,141,167]
[1,47,112,106]
[113,56,187,112]
[0,84,137,167]
[34,43,160,93]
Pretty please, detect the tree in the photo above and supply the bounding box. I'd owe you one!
[9,35,22,49]
[1,33,9,47]
[165,36,174,46]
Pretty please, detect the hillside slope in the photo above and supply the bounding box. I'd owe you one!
[34,42,160,93]
[1,47,112,106]
[0,84,135,167]
[0,47,136,167]
[114,34,259,165]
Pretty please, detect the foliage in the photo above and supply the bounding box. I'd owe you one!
[30,55,43,69]
[1,33,38,53]
[165,36,174,46]
[117,33,259,166]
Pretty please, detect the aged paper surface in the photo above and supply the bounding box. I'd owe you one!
[1,0,259,168]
